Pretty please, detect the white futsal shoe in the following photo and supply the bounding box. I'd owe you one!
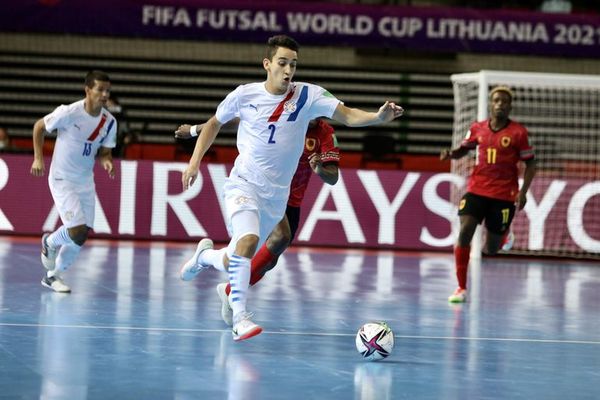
[41,233,58,270]
[216,283,234,326]
[448,287,467,303]
[180,239,214,281]
[232,311,262,342]
[41,275,71,293]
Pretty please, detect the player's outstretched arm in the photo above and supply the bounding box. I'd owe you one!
[175,118,240,140]
[30,118,46,177]
[181,116,222,190]
[440,146,470,161]
[331,101,403,127]
[174,123,205,139]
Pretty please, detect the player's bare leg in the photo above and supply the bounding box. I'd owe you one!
[484,231,507,256]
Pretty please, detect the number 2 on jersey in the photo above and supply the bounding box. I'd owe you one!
[268,124,276,144]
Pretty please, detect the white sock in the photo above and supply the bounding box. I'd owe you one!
[200,248,228,272]
[48,243,81,277]
[46,225,73,248]
[228,254,251,318]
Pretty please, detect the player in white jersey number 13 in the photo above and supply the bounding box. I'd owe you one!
[176,35,403,341]
[30,70,118,294]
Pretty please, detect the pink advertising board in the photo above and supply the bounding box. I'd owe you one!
[1,155,599,254]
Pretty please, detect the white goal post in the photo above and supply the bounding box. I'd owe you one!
[450,70,600,258]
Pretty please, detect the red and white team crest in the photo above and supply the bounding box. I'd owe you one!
[284,101,297,113]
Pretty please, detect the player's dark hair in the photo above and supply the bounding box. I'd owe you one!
[85,70,110,88]
[490,85,513,102]
[266,35,299,60]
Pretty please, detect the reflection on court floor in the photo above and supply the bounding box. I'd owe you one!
[0,237,599,399]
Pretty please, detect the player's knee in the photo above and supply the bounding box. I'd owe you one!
[235,233,259,257]
[270,225,292,248]
[238,233,259,247]
[68,226,89,246]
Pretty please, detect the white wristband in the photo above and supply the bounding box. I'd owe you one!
[189,125,198,137]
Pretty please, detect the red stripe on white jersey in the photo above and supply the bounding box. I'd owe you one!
[87,114,107,141]
[268,88,295,122]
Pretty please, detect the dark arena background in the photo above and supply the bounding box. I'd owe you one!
[0,1,599,399]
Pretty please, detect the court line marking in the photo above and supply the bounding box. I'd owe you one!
[1,322,599,345]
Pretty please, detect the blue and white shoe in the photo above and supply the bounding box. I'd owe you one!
[501,231,515,251]
[180,238,213,281]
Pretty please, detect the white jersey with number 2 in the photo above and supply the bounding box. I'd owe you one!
[216,81,340,200]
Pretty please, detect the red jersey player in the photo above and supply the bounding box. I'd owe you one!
[440,86,536,303]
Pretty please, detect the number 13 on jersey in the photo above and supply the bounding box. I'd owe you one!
[82,142,92,156]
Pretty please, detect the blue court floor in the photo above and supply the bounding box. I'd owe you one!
[0,236,599,399]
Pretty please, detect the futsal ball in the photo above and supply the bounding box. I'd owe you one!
[355,321,394,361]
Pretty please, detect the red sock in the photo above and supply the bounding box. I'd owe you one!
[225,244,276,295]
[454,245,470,290]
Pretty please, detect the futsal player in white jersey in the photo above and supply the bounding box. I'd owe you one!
[30,70,117,293]
[176,35,403,341]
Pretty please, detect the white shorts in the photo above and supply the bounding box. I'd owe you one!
[223,177,287,257]
[48,176,95,229]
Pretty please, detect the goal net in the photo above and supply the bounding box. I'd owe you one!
[450,70,600,258]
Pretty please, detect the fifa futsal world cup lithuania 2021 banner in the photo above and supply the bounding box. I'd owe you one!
[1,155,600,254]
[3,0,600,58]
